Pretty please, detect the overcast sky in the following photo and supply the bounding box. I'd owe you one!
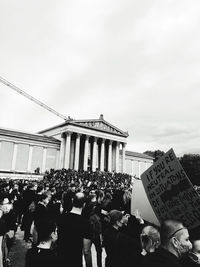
[0,0,200,157]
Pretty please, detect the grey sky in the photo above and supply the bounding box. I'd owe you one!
[0,0,200,157]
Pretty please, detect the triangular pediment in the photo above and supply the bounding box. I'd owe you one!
[38,115,129,138]
[72,118,128,137]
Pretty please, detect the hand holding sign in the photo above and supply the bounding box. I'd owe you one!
[133,209,144,224]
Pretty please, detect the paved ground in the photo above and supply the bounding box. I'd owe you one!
[8,226,106,267]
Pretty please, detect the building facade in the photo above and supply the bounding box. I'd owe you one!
[0,115,153,178]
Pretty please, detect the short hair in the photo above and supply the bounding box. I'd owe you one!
[36,219,57,242]
[160,219,184,246]
[73,192,86,208]
[108,210,123,225]
[37,185,44,193]
[141,225,160,248]
[0,193,8,205]
[38,193,49,202]
[70,183,75,188]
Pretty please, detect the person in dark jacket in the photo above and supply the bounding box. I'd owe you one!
[103,209,141,267]
[21,183,37,242]
[25,219,57,267]
[32,193,51,246]
[141,219,192,267]
[61,183,76,213]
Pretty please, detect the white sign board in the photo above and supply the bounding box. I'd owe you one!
[131,178,160,226]
[141,148,200,230]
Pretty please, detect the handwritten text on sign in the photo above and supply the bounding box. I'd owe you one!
[141,148,200,230]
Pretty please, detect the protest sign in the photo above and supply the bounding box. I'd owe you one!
[131,177,160,226]
[141,148,200,230]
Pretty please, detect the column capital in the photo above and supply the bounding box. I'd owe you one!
[76,133,82,138]
[101,138,106,144]
[122,142,127,147]
[85,135,90,140]
[66,131,72,136]
[60,131,65,138]
[109,140,113,145]
[93,136,98,142]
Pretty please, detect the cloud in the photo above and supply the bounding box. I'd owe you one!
[1,0,200,157]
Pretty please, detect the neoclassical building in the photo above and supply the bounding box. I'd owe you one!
[0,115,153,179]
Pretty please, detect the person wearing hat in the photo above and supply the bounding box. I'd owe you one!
[103,209,141,267]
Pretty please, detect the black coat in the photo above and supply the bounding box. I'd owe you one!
[141,247,182,267]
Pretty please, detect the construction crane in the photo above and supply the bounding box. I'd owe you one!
[0,75,69,121]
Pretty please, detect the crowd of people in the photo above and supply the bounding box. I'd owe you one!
[0,168,199,267]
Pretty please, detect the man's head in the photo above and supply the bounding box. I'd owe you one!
[37,219,57,244]
[108,210,124,229]
[28,182,37,191]
[160,219,192,258]
[140,225,160,254]
[0,195,12,214]
[70,183,76,193]
[37,185,44,194]
[73,192,86,209]
[39,193,51,206]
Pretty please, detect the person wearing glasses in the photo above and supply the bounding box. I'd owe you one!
[141,219,192,267]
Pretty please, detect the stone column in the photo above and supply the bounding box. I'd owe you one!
[42,147,47,173]
[138,161,141,178]
[131,160,134,176]
[59,134,66,169]
[115,142,120,173]
[108,140,113,172]
[27,145,33,172]
[74,133,81,171]
[122,142,126,173]
[56,150,60,169]
[11,143,18,171]
[100,139,105,171]
[83,135,89,171]
[64,131,72,169]
[92,137,97,172]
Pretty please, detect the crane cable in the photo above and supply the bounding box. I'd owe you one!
[0,75,68,121]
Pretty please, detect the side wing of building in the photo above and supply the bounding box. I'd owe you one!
[0,128,60,178]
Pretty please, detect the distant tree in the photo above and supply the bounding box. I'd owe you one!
[179,154,200,185]
[143,150,165,162]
